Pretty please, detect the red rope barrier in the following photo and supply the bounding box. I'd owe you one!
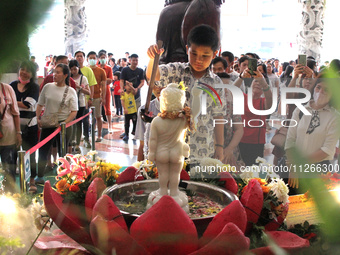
[66,110,91,128]
[26,127,61,155]
[26,110,93,155]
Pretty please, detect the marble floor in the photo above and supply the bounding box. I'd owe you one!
[81,115,139,167]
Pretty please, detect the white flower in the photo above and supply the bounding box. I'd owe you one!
[97,157,106,162]
[132,161,142,170]
[200,157,224,168]
[31,201,51,231]
[256,157,267,164]
[268,178,289,204]
[87,150,98,156]
[240,167,260,183]
[265,170,280,179]
[87,162,96,167]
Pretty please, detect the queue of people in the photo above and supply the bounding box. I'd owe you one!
[0,49,143,193]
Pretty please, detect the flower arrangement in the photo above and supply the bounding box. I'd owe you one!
[132,160,159,179]
[240,178,289,230]
[54,152,121,205]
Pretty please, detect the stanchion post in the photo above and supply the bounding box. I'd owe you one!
[90,106,96,161]
[61,122,67,157]
[18,150,27,193]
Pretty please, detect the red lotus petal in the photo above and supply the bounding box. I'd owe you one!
[130,196,198,255]
[189,223,249,255]
[200,200,247,247]
[116,166,138,184]
[251,247,274,255]
[180,169,190,180]
[35,234,90,254]
[85,177,107,221]
[92,194,128,232]
[240,179,263,234]
[218,172,238,195]
[267,231,310,250]
[90,215,150,255]
[43,181,92,246]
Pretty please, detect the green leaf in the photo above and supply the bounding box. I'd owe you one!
[303,221,310,230]
[0,0,53,74]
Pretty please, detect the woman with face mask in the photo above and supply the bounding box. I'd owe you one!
[10,60,39,193]
[271,64,316,166]
[285,75,340,192]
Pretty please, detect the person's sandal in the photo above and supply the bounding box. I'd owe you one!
[28,181,37,193]
[74,145,81,154]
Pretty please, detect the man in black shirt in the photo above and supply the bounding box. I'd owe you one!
[120,54,145,111]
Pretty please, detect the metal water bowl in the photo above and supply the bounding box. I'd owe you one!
[104,180,237,235]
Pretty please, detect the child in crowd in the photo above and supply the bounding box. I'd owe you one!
[112,71,122,116]
[146,24,225,162]
[121,81,137,141]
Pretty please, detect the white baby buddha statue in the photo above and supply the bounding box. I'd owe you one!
[147,83,190,213]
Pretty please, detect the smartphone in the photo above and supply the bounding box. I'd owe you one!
[298,54,307,66]
[248,58,257,75]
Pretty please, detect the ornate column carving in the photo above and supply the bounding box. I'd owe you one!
[297,0,326,62]
[64,0,87,56]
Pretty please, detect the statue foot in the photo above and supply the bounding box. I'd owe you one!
[146,189,189,213]
[171,190,189,213]
[146,189,165,210]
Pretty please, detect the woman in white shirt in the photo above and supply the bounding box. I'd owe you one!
[35,63,78,184]
[285,76,340,190]
[69,60,90,154]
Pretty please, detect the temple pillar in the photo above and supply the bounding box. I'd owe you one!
[64,0,88,56]
[297,0,326,63]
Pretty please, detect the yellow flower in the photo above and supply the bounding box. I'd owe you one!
[178,81,187,91]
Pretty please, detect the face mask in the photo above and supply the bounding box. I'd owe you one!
[88,59,96,66]
[99,59,106,65]
[19,77,30,85]
[314,91,330,106]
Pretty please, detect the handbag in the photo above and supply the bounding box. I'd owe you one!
[41,86,69,128]
[270,126,288,149]
[21,118,34,137]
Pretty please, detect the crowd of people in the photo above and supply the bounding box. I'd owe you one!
[0,50,146,192]
[1,24,340,194]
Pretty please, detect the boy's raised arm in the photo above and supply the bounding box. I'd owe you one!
[146,44,164,82]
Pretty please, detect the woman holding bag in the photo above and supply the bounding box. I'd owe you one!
[10,60,39,192]
[36,63,78,184]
